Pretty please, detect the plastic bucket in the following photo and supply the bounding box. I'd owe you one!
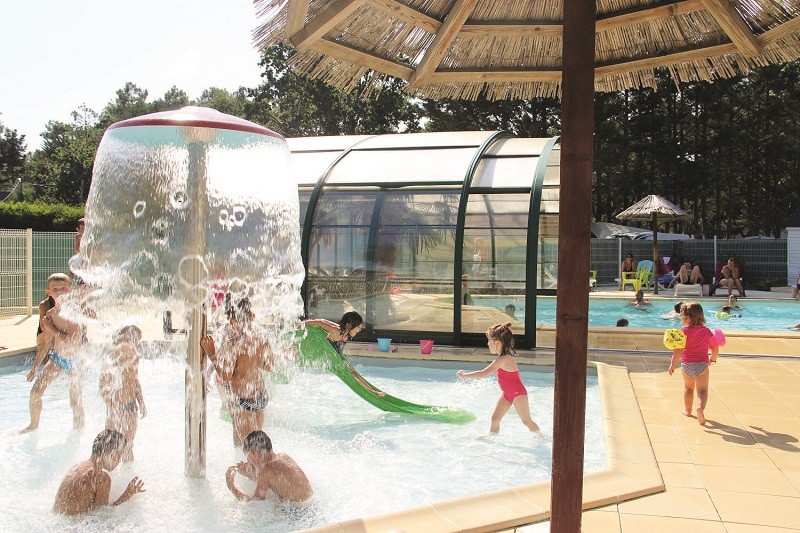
[377,338,392,352]
[419,339,434,354]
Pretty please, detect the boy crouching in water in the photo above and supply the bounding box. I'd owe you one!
[53,429,145,515]
[226,430,312,503]
[100,325,146,462]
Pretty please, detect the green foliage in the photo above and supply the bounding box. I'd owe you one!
[0,201,84,231]
[0,123,27,198]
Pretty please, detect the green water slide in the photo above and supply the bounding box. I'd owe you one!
[297,326,474,424]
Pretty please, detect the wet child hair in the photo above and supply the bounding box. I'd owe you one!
[616,318,629,327]
[487,322,516,355]
[91,429,126,456]
[243,430,272,454]
[46,272,71,287]
[674,301,684,314]
[339,311,363,335]
[112,325,142,344]
[680,301,706,326]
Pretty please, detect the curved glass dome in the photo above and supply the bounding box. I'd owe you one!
[286,131,560,347]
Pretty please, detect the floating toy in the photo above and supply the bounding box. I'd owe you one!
[713,328,726,347]
[715,311,730,320]
[663,328,686,350]
[296,326,474,424]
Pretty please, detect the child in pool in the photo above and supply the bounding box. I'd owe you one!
[456,322,540,434]
[629,289,651,308]
[661,301,684,320]
[226,430,312,503]
[668,302,720,426]
[100,325,146,462]
[53,429,145,515]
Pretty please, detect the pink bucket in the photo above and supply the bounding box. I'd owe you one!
[419,339,434,354]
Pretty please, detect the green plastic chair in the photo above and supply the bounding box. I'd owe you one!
[621,260,653,292]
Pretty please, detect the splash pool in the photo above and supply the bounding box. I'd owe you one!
[475,296,799,331]
[0,352,604,532]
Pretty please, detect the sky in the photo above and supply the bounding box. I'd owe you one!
[0,0,266,151]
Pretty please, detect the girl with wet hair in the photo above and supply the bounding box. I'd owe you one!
[457,322,540,434]
[303,311,364,355]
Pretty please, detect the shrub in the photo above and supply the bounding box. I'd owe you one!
[0,201,84,231]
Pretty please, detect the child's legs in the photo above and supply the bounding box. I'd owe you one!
[681,370,696,415]
[27,362,61,427]
[694,369,710,410]
[511,395,540,432]
[122,414,138,462]
[490,394,512,434]
[67,366,85,428]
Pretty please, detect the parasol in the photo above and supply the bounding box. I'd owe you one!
[251,1,800,529]
[617,194,692,294]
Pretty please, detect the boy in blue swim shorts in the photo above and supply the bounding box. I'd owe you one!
[21,273,86,433]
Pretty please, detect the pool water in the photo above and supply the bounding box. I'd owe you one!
[0,352,604,532]
[476,296,800,331]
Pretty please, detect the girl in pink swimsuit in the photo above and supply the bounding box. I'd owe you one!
[457,322,540,434]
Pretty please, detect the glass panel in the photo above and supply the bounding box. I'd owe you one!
[326,148,478,185]
[462,193,531,335]
[306,191,376,321]
[298,188,312,227]
[373,191,460,333]
[471,156,539,188]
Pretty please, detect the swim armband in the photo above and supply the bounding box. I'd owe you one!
[663,328,686,350]
[713,328,726,347]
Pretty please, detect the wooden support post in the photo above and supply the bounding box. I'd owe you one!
[551,0,595,531]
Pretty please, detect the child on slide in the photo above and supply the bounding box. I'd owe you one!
[302,312,384,397]
[457,322,540,434]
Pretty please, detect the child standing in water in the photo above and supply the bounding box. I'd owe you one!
[100,325,146,462]
[457,322,540,434]
[668,302,719,426]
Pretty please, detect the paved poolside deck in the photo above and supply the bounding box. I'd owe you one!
[2,288,800,532]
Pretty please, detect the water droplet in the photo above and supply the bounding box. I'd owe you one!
[133,200,146,218]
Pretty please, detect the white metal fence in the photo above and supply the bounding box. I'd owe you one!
[0,230,74,317]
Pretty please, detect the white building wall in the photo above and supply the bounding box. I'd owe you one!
[788,227,800,286]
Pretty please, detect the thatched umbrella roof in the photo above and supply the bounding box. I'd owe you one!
[617,194,691,222]
[253,0,800,101]
[617,195,691,293]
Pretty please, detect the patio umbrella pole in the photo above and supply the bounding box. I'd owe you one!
[652,212,659,294]
[551,0,595,530]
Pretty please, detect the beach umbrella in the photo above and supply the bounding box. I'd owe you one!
[617,195,691,294]
[251,1,800,529]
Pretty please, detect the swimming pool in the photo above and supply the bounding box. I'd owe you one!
[475,296,799,331]
[0,352,604,532]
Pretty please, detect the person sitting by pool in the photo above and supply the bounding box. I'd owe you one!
[792,272,799,299]
[504,303,516,318]
[53,429,145,515]
[225,430,312,503]
[616,318,629,327]
[620,254,635,286]
[661,301,684,320]
[716,257,746,297]
[674,261,704,285]
[201,297,275,447]
[628,290,651,308]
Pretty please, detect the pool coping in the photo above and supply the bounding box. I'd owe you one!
[297,358,663,533]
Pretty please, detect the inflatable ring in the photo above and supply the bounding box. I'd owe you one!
[663,328,686,350]
[715,311,730,320]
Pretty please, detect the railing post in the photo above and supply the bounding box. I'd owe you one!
[26,228,33,316]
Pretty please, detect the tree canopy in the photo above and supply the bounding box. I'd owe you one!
[2,47,799,237]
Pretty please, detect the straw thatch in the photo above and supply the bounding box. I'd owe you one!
[253,0,800,100]
[616,194,691,222]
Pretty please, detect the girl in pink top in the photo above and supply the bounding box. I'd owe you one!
[668,302,719,426]
[457,322,540,434]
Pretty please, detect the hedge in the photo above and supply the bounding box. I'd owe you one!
[0,202,84,231]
